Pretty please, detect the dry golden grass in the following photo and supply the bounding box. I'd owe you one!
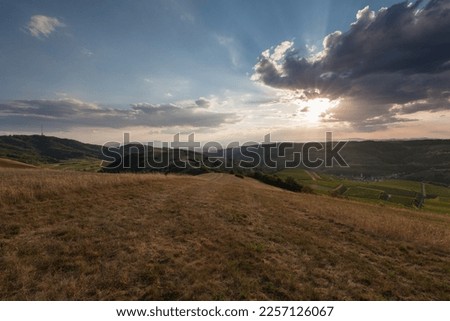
[0,158,36,169]
[0,169,449,300]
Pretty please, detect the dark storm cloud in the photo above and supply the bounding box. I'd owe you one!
[252,0,450,129]
[0,98,238,131]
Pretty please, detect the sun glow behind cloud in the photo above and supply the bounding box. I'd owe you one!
[272,89,340,125]
[252,0,450,133]
[299,98,339,124]
[1,0,448,143]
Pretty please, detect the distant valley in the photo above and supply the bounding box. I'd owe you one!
[2,135,450,185]
[2,135,450,213]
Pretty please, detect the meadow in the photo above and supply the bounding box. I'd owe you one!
[1,168,449,300]
[276,168,450,214]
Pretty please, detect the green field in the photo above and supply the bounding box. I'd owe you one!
[387,195,415,207]
[41,158,102,172]
[276,169,450,214]
[276,168,315,182]
[344,187,384,200]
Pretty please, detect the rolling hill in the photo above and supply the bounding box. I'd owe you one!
[320,140,450,184]
[229,140,450,185]
[2,135,450,185]
[101,143,209,175]
[276,168,450,214]
[0,135,102,165]
[0,158,36,169]
[0,169,449,300]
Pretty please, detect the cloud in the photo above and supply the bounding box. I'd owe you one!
[81,48,94,57]
[216,35,241,68]
[195,97,211,108]
[252,0,450,130]
[25,15,65,38]
[0,98,238,131]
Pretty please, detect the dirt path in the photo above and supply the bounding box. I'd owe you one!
[331,183,345,194]
[305,170,321,181]
[421,182,426,197]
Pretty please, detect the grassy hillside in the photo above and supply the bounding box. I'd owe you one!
[0,135,102,165]
[232,140,450,184]
[322,140,450,184]
[0,158,37,169]
[102,144,209,175]
[2,135,450,184]
[277,168,450,214]
[0,169,449,300]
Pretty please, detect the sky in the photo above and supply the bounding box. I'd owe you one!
[0,0,449,144]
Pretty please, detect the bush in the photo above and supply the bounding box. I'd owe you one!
[284,176,303,192]
[249,172,302,192]
[301,185,314,194]
[379,192,390,201]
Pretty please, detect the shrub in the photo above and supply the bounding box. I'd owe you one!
[249,172,303,192]
[301,185,314,194]
[284,176,302,192]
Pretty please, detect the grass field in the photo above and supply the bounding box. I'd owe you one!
[277,169,450,214]
[0,158,37,169]
[1,168,449,300]
[276,168,313,181]
[343,187,384,200]
[40,158,102,172]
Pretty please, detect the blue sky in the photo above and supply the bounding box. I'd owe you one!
[0,0,449,144]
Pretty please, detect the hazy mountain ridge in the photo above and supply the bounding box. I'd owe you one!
[0,135,102,164]
[101,143,209,175]
[320,140,450,184]
[2,135,450,184]
[231,140,450,185]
